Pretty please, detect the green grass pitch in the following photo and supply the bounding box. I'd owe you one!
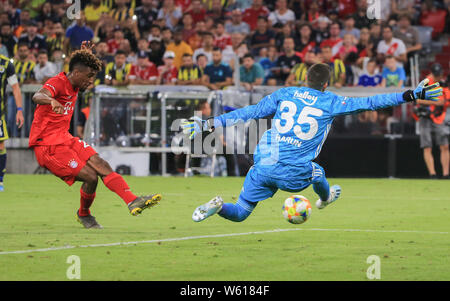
[0,174,449,281]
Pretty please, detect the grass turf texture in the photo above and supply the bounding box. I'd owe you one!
[0,174,449,281]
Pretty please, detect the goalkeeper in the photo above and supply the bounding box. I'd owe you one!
[182,63,442,223]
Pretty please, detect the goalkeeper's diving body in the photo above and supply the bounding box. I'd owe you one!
[183,63,442,222]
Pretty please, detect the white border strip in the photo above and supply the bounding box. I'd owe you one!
[0,227,447,255]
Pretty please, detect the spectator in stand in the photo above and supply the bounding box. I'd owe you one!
[270,36,301,85]
[275,23,295,53]
[187,0,207,23]
[357,58,382,87]
[33,49,57,83]
[377,25,407,66]
[136,38,151,57]
[177,53,203,85]
[340,15,360,39]
[379,55,406,88]
[148,24,162,43]
[206,0,227,22]
[181,13,196,42]
[135,0,159,35]
[3,1,21,29]
[157,0,182,30]
[321,45,346,88]
[193,32,214,64]
[258,45,278,84]
[202,47,233,90]
[285,49,320,86]
[105,50,132,86]
[320,22,343,57]
[356,27,374,58]
[95,41,114,65]
[352,0,375,29]
[166,28,193,69]
[149,39,165,66]
[391,0,417,20]
[129,51,159,85]
[157,50,178,85]
[187,21,206,50]
[161,27,173,47]
[294,23,316,60]
[394,14,422,59]
[239,53,264,91]
[0,23,17,58]
[225,9,250,35]
[336,34,358,62]
[338,0,357,18]
[314,16,331,45]
[176,0,193,12]
[14,43,36,85]
[64,12,93,54]
[109,0,134,24]
[18,20,47,55]
[196,53,208,72]
[223,32,249,68]
[107,27,126,55]
[213,21,232,50]
[46,22,65,58]
[84,0,110,29]
[242,0,270,31]
[249,16,275,57]
[268,0,295,26]
[300,1,320,24]
[14,9,31,39]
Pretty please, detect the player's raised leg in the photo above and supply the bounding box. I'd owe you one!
[86,154,162,216]
[311,163,341,210]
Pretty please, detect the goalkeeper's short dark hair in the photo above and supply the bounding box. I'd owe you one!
[69,49,103,73]
[307,63,331,91]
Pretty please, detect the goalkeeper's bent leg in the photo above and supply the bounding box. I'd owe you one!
[312,174,330,202]
[218,196,257,222]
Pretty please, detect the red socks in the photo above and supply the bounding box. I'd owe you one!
[102,172,137,204]
[79,189,96,217]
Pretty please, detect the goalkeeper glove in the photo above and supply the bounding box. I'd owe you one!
[403,78,443,102]
[181,116,216,139]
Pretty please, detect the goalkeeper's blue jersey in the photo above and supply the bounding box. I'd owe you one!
[215,87,406,179]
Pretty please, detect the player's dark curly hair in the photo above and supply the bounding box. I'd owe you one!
[69,49,103,73]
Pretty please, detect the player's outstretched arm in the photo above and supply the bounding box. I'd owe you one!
[32,88,65,114]
[182,89,282,139]
[330,79,443,116]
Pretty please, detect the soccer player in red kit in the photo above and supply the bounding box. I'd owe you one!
[29,42,162,229]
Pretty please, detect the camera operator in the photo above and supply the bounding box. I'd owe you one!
[413,63,449,179]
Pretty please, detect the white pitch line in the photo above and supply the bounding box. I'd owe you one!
[0,227,448,255]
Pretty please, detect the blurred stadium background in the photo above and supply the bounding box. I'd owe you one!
[3,0,450,179]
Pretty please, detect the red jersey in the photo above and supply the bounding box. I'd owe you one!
[129,63,158,81]
[214,34,232,50]
[157,65,178,84]
[29,72,79,147]
[242,6,270,30]
[187,8,206,23]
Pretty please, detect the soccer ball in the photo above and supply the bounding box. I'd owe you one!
[282,195,312,224]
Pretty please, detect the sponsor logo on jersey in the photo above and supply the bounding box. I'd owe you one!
[293,90,318,106]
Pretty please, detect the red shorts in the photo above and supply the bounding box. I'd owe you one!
[33,137,97,186]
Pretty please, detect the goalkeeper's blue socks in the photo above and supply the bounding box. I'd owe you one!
[218,197,257,222]
[312,175,330,201]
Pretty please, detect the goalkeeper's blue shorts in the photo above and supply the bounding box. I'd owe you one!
[239,162,326,203]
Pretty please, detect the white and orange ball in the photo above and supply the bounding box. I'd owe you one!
[282,195,312,224]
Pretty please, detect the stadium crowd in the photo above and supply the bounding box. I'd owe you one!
[2,0,450,138]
